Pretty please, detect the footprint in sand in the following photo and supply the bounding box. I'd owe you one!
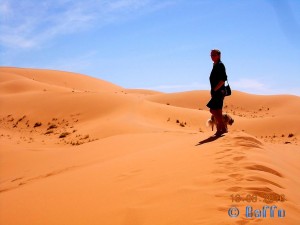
[244,164,283,177]
[232,156,246,161]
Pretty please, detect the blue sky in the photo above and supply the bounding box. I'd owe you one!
[1,0,300,95]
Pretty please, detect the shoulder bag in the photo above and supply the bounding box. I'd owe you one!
[225,79,231,96]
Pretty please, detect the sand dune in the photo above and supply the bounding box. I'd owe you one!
[0,67,121,92]
[0,67,299,225]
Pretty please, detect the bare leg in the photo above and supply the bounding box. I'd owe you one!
[210,109,226,136]
[216,109,227,133]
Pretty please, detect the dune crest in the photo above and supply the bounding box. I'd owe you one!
[0,67,121,93]
[0,67,299,225]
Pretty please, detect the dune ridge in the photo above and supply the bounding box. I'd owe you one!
[0,67,299,225]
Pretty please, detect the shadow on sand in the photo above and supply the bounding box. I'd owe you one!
[196,134,224,146]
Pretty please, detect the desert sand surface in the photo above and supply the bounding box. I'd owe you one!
[0,67,299,225]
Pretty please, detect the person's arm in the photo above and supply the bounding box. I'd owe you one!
[214,62,227,91]
[214,80,225,91]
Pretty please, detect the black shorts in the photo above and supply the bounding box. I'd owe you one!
[206,95,224,110]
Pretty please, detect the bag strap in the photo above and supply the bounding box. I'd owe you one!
[226,78,229,85]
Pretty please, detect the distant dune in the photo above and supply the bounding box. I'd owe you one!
[0,67,299,225]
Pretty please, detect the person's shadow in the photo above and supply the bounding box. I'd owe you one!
[196,134,224,146]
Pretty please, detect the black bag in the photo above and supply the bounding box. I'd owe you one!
[224,80,231,96]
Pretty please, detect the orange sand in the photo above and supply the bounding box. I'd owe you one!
[0,67,299,225]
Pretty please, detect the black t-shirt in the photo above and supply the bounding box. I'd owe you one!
[209,60,227,93]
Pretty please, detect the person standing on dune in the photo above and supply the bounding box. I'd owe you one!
[206,49,228,136]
